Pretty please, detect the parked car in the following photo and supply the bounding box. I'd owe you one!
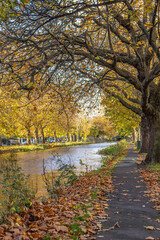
[9,139,20,145]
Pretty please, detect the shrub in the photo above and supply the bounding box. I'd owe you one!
[0,154,34,222]
[99,140,128,157]
[42,153,78,199]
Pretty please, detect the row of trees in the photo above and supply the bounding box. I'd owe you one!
[0,88,116,144]
[0,0,159,162]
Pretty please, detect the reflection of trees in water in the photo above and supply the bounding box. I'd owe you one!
[0,143,113,198]
[42,152,78,199]
[28,174,47,198]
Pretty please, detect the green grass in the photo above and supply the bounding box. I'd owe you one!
[99,140,128,169]
[0,142,90,154]
[99,140,128,157]
[0,144,51,153]
[148,164,160,170]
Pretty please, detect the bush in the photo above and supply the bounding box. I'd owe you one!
[0,154,34,222]
[99,140,128,157]
[42,153,78,199]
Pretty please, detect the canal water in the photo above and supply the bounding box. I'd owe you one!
[0,142,115,198]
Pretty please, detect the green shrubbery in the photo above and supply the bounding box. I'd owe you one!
[0,154,34,223]
[42,153,78,199]
[99,140,128,157]
[99,140,128,167]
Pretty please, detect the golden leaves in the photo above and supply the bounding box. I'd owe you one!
[145,226,156,231]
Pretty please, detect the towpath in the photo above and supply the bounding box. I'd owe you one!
[95,146,160,240]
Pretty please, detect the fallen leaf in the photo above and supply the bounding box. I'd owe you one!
[0,227,4,233]
[2,236,13,240]
[114,222,120,228]
[103,227,114,231]
[88,229,96,234]
[145,226,155,231]
[54,225,69,232]
[114,211,120,214]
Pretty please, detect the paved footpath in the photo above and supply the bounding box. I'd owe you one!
[95,145,160,240]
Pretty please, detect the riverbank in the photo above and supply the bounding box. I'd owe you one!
[0,142,92,155]
[0,141,128,240]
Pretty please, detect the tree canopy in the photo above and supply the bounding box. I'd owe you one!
[0,0,160,162]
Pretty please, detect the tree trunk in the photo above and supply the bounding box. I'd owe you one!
[132,128,138,143]
[54,131,57,142]
[139,114,150,153]
[34,127,39,144]
[27,128,31,145]
[132,132,135,143]
[40,127,45,144]
[73,133,76,142]
[0,136,2,146]
[66,132,69,142]
[69,133,72,142]
[77,132,80,142]
[152,114,160,163]
[144,115,158,164]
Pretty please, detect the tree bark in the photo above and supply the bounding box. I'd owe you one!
[152,114,160,163]
[73,133,76,142]
[54,131,57,142]
[144,115,158,164]
[34,127,39,144]
[69,133,72,142]
[40,127,45,144]
[139,114,150,153]
[66,132,69,142]
[27,128,31,145]
[132,128,138,143]
[77,132,80,142]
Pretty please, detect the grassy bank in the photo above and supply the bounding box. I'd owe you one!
[0,140,128,240]
[0,142,91,154]
[99,140,128,157]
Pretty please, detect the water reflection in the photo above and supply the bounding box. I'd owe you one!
[17,142,115,174]
[0,142,115,197]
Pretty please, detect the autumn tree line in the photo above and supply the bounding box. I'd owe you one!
[0,0,159,163]
[0,87,116,144]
